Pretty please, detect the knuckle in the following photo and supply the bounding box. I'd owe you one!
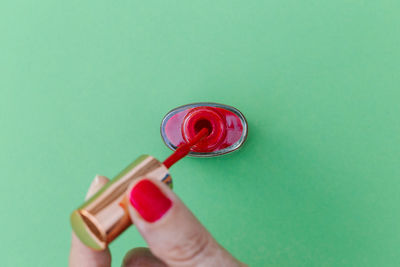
[160,230,213,264]
[122,248,165,267]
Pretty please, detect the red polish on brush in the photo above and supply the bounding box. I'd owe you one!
[163,128,209,168]
[128,128,209,223]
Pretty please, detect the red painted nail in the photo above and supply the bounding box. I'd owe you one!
[129,179,172,223]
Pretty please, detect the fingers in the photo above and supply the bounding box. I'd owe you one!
[125,178,246,267]
[85,176,109,201]
[122,247,166,267]
[69,175,112,267]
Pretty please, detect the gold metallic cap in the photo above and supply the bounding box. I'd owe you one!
[71,155,171,250]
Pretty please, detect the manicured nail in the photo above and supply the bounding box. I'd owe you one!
[129,179,172,223]
[85,175,102,199]
[86,175,109,200]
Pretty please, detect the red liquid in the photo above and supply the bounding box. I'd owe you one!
[164,106,244,154]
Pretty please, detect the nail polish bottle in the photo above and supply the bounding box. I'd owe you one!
[71,103,247,250]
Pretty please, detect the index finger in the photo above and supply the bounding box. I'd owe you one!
[124,178,246,267]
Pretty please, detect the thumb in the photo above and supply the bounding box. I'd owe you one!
[124,178,246,267]
[69,175,111,267]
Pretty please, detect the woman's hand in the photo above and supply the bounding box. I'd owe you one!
[69,175,246,267]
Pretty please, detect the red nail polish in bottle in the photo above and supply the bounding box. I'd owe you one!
[161,103,248,157]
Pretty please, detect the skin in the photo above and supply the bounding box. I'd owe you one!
[69,175,247,267]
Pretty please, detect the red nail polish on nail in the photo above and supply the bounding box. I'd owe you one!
[129,179,172,223]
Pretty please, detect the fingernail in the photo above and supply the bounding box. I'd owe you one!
[129,179,172,223]
[85,175,107,200]
[93,175,102,186]
[85,175,100,199]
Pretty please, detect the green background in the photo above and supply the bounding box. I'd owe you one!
[1,0,399,266]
